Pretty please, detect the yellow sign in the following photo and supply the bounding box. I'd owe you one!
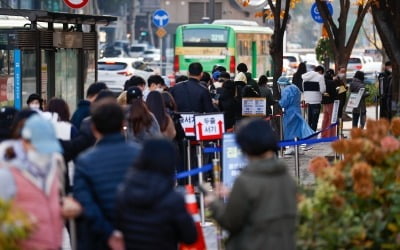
[156,27,167,38]
[175,47,235,56]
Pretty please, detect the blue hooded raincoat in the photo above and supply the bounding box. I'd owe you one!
[279,84,314,140]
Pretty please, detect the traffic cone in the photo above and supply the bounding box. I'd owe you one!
[179,184,207,250]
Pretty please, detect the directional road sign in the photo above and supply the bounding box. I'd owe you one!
[63,0,89,9]
[152,9,169,28]
[311,2,333,23]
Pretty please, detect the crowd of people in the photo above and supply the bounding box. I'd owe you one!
[0,59,389,249]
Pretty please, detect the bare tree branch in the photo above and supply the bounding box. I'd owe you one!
[346,1,372,51]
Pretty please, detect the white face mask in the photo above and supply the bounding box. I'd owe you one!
[27,150,52,169]
[29,103,40,110]
[155,88,164,92]
[337,73,345,79]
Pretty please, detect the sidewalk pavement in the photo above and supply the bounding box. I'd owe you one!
[282,106,378,185]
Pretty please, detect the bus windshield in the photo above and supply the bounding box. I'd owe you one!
[183,28,228,47]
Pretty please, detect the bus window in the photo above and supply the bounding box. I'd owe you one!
[183,28,228,47]
[261,40,269,55]
[239,40,250,56]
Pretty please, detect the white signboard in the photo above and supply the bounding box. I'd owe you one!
[331,100,340,124]
[194,113,225,141]
[345,88,365,113]
[242,98,267,116]
[179,113,195,138]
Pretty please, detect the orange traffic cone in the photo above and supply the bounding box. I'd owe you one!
[179,184,207,250]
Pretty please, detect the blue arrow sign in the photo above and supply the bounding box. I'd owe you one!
[152,9,169,28]
[311,2,333,23]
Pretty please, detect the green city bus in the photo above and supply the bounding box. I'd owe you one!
[174,20,273,77]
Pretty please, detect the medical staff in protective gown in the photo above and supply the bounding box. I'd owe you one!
[278,76,314,155]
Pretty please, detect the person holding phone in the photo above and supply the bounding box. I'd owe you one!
[205,119,297,250]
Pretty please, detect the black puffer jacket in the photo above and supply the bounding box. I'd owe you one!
[116,170,197,250]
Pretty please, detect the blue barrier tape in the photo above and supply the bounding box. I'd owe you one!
[303,122,339,140]
[203,147,222,153]
[279,122,339,144]
[176,164,213,179]
[278,136,338,147]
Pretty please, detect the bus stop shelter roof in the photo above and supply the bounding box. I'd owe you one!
[0,8,117,25]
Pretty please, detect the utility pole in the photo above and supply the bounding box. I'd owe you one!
[129,0,137,43]
[208,0,215,23]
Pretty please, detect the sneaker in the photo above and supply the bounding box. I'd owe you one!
[284,147,295,155]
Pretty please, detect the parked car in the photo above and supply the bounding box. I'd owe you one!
[362,61,382,84]
[143,49,161,62]
[283,53,301,69]
[347,55,367,76]
[97,58,154,92]
[129,43,148,58]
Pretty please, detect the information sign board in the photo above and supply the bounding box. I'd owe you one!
[194,113,225,141]
[222,133,247,188]
[345,88,365,113]
[179,112,196,138]
[242,98,267,116]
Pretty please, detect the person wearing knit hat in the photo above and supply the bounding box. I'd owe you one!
[26,93,43,111]
[205,119,297,250]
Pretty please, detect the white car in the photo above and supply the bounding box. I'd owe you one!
[283,53,301,69]
[143,49,161,62]
[97,58,154,93]
[347,55,367,77]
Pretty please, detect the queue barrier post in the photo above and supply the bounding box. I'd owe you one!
[196,143,206,225]
[186,139,192,185]
[294,137,300,184]
[212,157,223,250]
[279,113,284,157]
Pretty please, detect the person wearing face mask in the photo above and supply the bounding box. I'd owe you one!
[26,93,43,111]
[143,75,166,100]
[334,67,348,121]
[379,61,392,119]
[278,76,314,155]
[0,114,81,250]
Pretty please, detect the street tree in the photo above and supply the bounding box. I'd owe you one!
[247,0,301,99]
[315,0,372,72]
[371,0,400,114]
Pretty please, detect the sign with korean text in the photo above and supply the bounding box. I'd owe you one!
[195,113,225,141]
[63,0,89,9]
[179,112,196,138]
[242,98,267,116]
[14,49,21,110]
[345,88,365,113]
[310,2,333,23]
[222,133,247,188]
[331,100,340,124]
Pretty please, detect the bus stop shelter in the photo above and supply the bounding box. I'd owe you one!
[0,8,116,110]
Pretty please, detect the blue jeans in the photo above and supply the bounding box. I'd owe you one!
[307,104,321,131]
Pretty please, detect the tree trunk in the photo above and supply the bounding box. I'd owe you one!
[315,0,371,75]
[371,0,400,115]
[270,34,284,100]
